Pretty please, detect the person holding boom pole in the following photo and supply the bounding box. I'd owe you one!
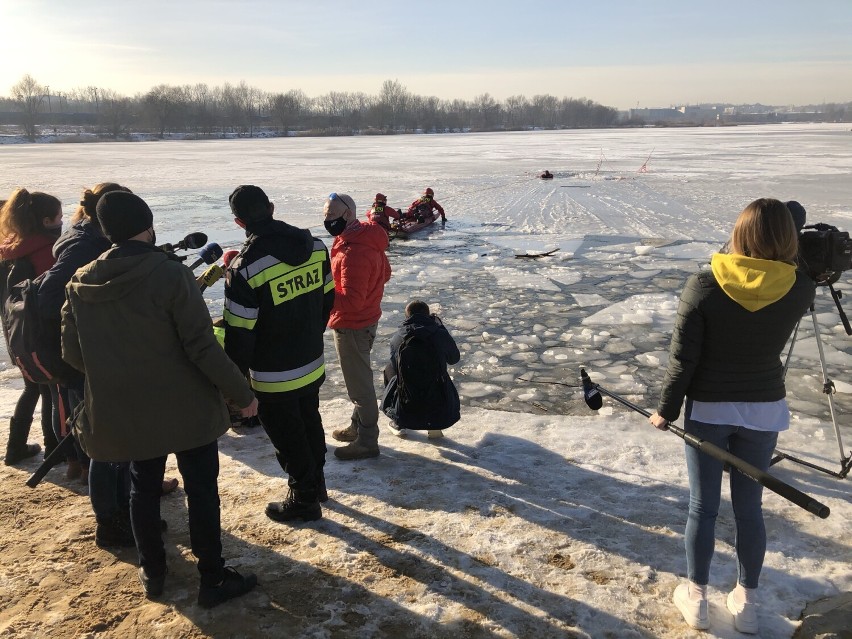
[649,198,815,634]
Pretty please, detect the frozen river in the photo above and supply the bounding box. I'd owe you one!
[2,124,851,420]
[1,124,851,638]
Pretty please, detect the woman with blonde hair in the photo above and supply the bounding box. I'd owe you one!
[0,188,63,464]
[650,198,815,634]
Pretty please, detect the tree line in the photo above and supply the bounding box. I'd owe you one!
[2,75,621,141]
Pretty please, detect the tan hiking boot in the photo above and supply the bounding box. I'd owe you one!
[334,440,380,460]
[331,422,358,443]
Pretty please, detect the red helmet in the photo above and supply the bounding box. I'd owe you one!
[424,187,434,196]
[375,192,386,202]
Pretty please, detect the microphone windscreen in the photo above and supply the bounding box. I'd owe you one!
[199,264,224,288]
[198,243,223,265]
[580,368,604,411]
[184,232,208,249]
[222,250,240,267]
[584,387,603,411]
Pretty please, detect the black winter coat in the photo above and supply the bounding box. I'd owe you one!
[381,313,461,430]
[39,220,111,383]
[657,257,815,421]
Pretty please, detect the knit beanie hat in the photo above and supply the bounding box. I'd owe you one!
[96,191,154,243]
[229,185,272,223]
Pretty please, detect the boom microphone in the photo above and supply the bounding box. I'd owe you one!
[158,232,208,253]
[580,368,603,410]
[189,243,223,270]
[578,368,830,519]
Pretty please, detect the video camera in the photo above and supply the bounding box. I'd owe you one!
[799,223,852,285]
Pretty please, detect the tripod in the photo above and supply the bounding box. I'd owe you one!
[775,282,852,479]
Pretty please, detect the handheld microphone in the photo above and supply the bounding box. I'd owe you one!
[158,232,208,253]
[189,243,223,270]
[198,264,224,292]
[222,249,240,268]
[580,368,603,410]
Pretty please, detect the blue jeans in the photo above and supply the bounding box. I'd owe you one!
[89,461,131,522]
[130,440,224,586]
[683,410,778,589]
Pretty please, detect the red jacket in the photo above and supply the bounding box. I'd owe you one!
[0,233,57,275]
[366,204,401,232]
[407,196,445,218]
[328,220,391,329]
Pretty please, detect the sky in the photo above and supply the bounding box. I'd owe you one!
[1,0,851,110]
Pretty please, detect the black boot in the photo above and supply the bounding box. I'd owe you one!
[95,514,136,548]
[4,418,41,466]
[265,488,322,522]
[197,566,257,609]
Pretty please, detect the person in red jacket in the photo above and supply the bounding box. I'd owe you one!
[405,187,446,223]
[0,189,62,464]
[365,193,401,233]
[323,192,391,460]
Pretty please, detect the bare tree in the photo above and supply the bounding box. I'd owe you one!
[472,93,500,130]
[144,84,186,138]
[269,89,307,135]
[504,95,529,129]
[99,88,132,138]
[186,83,217,135]
[10,74,45,141]
[379,79,410,131]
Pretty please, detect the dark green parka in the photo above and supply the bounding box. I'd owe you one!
[61,243,255,462]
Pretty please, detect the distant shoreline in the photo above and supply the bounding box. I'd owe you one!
[1,120,845,146]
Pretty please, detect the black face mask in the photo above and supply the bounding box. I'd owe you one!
[148,228,157,246]
[44,225,63,240]
[324,217,347,236]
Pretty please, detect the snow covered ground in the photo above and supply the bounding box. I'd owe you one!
[0,124,850,638]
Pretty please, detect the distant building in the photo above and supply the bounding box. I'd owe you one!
[628,108,684,123]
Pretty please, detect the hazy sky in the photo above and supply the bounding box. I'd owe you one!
[1,0,850,109]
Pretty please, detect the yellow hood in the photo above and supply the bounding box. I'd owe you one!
[710,253,796,312]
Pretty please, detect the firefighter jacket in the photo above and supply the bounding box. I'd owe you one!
[224,218,335,402]
[406,196,445,219]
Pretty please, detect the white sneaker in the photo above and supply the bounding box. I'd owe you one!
[387,423,407,438]
[673,583,709,630]
[727,588,759,634]
[427,430,444,439]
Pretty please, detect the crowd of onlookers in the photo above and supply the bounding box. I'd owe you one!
[1,185,814,633]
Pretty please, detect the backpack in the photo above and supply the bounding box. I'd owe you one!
[381,322,461,430]
[0,257,36,347]
[396,331,445,416]
[1,270,67,384]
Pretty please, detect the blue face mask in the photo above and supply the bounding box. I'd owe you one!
[324,217,347,236]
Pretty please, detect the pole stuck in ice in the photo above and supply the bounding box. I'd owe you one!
[579,368,830,519]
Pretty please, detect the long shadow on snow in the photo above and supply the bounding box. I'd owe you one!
[324,431,836,625]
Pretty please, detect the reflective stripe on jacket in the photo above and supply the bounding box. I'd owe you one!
[224,218,334,401]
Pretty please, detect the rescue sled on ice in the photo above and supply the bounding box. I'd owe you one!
[389,210,443,238]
